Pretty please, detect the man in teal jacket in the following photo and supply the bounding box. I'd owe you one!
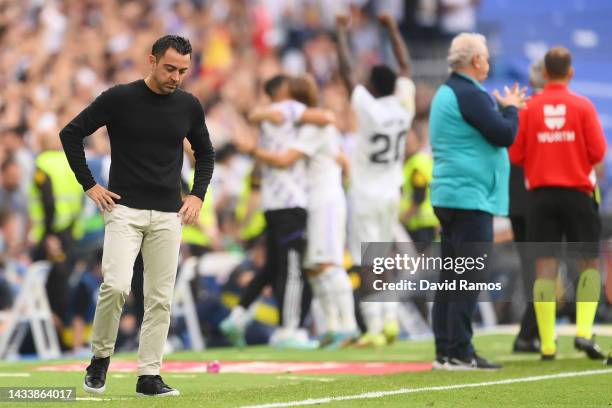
[429,33,525,370]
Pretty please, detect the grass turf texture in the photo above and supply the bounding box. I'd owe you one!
[0,334,610,407]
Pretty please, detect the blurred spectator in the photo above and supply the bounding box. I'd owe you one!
[199,237,276,347]
[0,156,29,251]
[1,128,34,195]
[234,164,266,248]
[66,251,103,354]
[0,210,15,311]
[400,130,438,252]
[439,0,480,37]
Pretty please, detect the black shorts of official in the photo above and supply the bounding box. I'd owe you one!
[527,187,601,258]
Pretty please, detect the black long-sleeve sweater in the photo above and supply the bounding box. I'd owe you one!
[60,79,214,212]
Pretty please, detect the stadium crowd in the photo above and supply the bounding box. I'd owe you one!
[0,0,609,366]
[0,0,447,353]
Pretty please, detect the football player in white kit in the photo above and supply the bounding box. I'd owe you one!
[236,75,358,348]
[336,13,416,347]
[222,74,333,349]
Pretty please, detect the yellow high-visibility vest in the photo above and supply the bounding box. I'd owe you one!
[29,151,84,243]
[182,171,216,247]
[235,170,265,242]
[401,152,439,230]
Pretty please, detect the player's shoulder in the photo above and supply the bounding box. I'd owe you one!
[351,84,372,99]
[351,85,380,119]
[395,76,416,94]
[351,84,376,105]
[393,76,416,115]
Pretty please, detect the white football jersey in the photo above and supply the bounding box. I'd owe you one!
[291,124,344,207]
[350,77,416,201]
[259,100,309,211]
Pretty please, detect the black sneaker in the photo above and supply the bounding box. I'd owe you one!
[574,336,605,360]
[136,375,180,397]
[83,356,110,394]
[605,352,612,365]
[432,355,448,370]
[541,353,556,361]
[512,337,540,353]
[448,353,502,370]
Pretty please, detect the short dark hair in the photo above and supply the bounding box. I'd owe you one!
[544,47,572,80]
[263,74,288,98]
[151,35,192,59]
[369,65,397,97]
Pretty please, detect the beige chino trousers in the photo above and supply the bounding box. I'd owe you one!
[91,204,182,376]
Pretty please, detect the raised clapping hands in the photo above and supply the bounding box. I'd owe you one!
[493,83,528,109]
[86,184,121,212]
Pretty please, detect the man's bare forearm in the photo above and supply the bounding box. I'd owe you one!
[385,19,411,77]
[336,26,355,93]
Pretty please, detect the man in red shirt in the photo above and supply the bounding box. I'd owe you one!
[509,46,607,361]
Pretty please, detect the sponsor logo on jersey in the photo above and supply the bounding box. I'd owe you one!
[538,104,575,143]
[543,104,566,130]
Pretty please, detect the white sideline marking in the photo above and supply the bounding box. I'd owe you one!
[0,373,30,377]
[242,368,612,408]
[76,397,136,401]
[276,375,335,383]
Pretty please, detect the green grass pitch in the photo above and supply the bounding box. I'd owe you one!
[0,334,611,407]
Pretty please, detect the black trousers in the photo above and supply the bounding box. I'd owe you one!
[432,207,492,359]
[406,226,437,253]
[510,216,539,341]
[239,208,311,327]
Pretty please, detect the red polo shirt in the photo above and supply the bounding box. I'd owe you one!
[509,82,607,192]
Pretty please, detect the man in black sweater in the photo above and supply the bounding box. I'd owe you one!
[59,35,214,397]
